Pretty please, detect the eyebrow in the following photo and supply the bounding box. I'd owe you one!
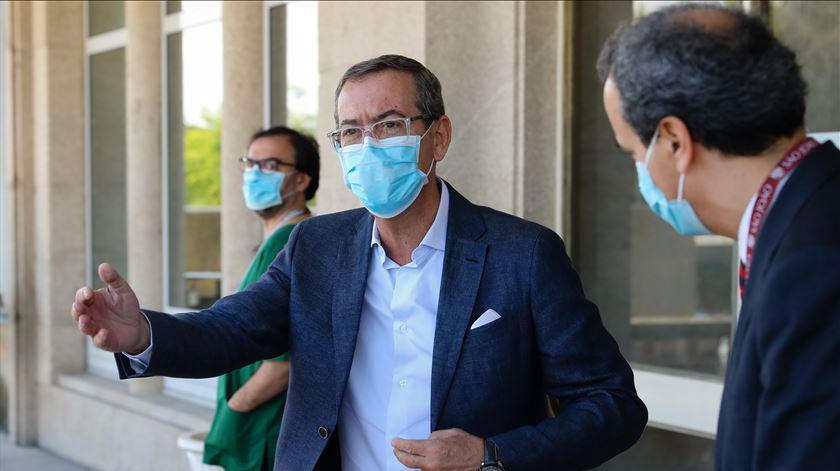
[339,109,408,126]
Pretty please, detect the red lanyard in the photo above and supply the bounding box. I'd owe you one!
[743,137,819,281]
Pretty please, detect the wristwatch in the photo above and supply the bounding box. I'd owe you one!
[479,438,506,471]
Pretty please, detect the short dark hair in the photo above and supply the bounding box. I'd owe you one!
[250,126,320,200]
[333,54,445,127]
[597,4,807,156]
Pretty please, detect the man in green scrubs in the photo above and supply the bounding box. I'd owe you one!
[203,126,320,471]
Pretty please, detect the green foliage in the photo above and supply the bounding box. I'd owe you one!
[184,109,222,206]
[288,111,317,138]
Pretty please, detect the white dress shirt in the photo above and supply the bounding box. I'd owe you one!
[126,185,450,471]
[337,183,449,471]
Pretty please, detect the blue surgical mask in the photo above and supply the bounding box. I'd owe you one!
[636,129,711,236]
[242,167,287,210]
[337,129,434,218]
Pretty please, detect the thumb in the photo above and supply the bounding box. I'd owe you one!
[98,262,131,294]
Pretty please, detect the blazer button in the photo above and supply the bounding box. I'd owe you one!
[318,426,329,439]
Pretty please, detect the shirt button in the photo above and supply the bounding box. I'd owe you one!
[399,324,408,334]
[318,426,329,439]
[399,379,408,387]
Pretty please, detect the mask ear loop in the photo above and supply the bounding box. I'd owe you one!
[677,173,686,202]
[279,170,301,202]
[418,119,438,177]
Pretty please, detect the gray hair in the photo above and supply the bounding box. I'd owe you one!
[596,3,806,156]
[333,54,445,126]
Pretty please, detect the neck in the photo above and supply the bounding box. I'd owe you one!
[261,196,308,239]
[375,178,441,266]
[701,128,807,238]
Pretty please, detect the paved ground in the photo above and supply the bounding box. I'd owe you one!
[0,433,89,471]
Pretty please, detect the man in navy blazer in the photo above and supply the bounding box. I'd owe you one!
[73,55,647,470]
[598,4,840,470]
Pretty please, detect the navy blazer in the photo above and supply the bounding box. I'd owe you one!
[716,142,840,470]
[117,181,647,470]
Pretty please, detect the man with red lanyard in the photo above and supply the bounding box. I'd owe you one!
[597,3,840,470]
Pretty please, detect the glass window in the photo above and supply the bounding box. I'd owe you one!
[86,47,127,379]
[0,0,9,328]
[88,0,125,37]
[270,1,319,136]
[568,1,739,462]
[164,7,223,407]
[769,0,840,134]
[166,21,223,312]
[575,0,738,382]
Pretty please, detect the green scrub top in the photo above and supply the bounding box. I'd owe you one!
[203,223,295,471]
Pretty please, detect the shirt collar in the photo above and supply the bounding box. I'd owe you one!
[370,180,450,262]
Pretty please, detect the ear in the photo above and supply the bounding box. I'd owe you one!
[430,115,452,162]
[658,116,694,174]
[291,171,311,195]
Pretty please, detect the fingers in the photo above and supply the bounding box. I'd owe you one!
[72,287,95,322]
[92,327,111,350]
[393,447,425,469]
[98,262,130,294]
[75,286,94,305]
[392,438,428,457]
[71,300,88,321]
[77,314,99,337]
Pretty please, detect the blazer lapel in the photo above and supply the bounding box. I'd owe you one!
[331,211,374,411]
[430,182,488,430]
[743,142,840,310]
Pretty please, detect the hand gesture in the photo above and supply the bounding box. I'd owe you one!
[71,262,149,354]
[392,428,484,471]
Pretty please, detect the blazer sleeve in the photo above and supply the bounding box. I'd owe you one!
[753,248,840,470]
[115,223,304,380]
[490,228,647,470]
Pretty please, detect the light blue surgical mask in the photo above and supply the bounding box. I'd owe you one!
[242,167,290,210]
[337,129,434,219]
[636,129,711,236]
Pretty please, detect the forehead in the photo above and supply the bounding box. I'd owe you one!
[336,70,419,123]
[603,77,642,149]
[249,134,296,160]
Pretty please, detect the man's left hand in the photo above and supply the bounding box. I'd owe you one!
[392,428,484,471]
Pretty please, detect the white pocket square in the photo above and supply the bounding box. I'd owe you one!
[470,309,501,330]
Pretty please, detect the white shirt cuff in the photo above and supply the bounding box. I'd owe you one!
[121,311,154,373]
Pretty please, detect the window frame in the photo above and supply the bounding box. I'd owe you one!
[560,0,765,438]
[263,1,287,128]
[83,0,127,380]
[0,0,11,327]
[161,0,224,408]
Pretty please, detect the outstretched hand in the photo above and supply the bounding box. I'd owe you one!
[71,262,149,354]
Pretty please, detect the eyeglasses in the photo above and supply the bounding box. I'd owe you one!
[238,156,296,174]
[326,114,435,150]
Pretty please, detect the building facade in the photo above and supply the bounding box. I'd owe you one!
[1,1,838,470]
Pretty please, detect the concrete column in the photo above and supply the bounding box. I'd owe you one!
[425,1,520,214]
[522,0,562,230]
[125,0,164,395]
[221,1,263,296]
[30,0,86,383]
[7,0,37,445]
[316,1,426,215]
